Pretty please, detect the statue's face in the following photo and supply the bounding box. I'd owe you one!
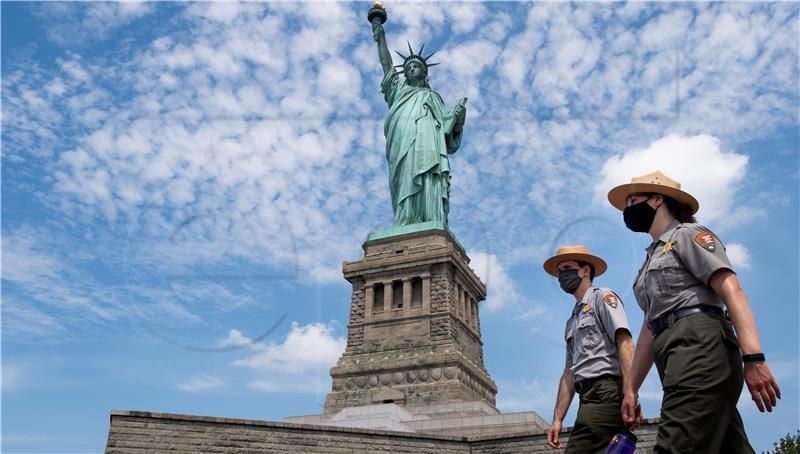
[404,60,427,82]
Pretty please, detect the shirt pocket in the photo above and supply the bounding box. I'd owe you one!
[647,252,686,297]
[576,316,598,348]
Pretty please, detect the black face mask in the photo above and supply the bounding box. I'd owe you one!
[558,268,582,294]
[623,199,657,233]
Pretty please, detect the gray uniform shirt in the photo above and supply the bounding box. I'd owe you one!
[564,287,631,382]
[633,220,734,324]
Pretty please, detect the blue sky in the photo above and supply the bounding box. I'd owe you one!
[2,1,798,452]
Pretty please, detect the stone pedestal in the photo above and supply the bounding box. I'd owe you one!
[323,228,498,415]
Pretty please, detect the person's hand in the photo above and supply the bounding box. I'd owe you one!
[744,361,781,412]
[621,388,642,430]
[372,21,384,42]
[547,420,565,449]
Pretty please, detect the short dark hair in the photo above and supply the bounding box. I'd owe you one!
[576,261,596,281]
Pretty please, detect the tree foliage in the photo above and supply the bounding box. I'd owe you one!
[764,430,800,454]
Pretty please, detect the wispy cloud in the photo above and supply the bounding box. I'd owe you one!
[1,224,265,344]
[515,306,547,322]
[178,375,225,393]
[2,226,123,340]
[32,2,154,47]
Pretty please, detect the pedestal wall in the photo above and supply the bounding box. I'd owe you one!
[323,229,498,415]
[105,411,660,453]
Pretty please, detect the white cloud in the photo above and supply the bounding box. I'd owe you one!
[467,251,519,312]
[233,322,345,374]
[515,306,547,322]
[596,134,749,224]
[34,2,154,47]
[447,3,488,35]
[217,329,255,349]
[726,243,752,270]
[639,9,693,50]
[178,375,225,393]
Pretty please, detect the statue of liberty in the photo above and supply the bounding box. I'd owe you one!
[369,4,467,228]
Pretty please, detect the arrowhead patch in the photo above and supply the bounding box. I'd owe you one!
[694,231,717,252]
[603,293,620,308]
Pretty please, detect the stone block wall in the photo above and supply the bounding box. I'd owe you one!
[106,411,659,453]
[430,263,451,314]
[106,411,471,454]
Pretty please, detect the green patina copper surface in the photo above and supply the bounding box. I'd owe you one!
[369,4,467,233]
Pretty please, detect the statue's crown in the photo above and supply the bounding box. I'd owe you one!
[394,41,439,73]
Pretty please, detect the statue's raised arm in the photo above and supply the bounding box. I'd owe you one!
[369,3,393,75]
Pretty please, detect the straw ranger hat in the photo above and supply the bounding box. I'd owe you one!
[543,245,608,277]
[607,170,699,214]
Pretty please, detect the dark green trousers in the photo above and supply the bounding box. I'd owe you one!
[652,311,754,454]
[566,377,624,454]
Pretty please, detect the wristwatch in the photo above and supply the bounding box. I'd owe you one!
[742,353,766,363]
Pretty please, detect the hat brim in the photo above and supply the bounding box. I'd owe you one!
[543,253,607,278]
[607,182,699,214]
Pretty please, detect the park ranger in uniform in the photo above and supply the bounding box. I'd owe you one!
[610,171,780,453]
[544,245,636,453]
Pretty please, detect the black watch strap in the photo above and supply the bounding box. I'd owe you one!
[742,353,766,363]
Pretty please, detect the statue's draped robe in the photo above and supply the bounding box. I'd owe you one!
[381,69,462,226]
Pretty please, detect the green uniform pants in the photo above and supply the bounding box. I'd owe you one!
[652,311,754,454]
[566,377,624,454]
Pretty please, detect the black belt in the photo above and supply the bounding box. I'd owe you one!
[574,373,620,394]
[649,305,725,336]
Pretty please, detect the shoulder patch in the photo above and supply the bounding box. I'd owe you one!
[694,231,717,252]
[603,292,620,308]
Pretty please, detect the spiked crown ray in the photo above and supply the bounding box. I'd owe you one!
[394,41,440,73]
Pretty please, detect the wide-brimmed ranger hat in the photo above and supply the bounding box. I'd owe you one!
[607,170,700,214]
[543,245,608,277]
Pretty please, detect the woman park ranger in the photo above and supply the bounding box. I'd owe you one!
[608,171,780,453]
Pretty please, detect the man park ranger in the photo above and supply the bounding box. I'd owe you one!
[544,245,637,453]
